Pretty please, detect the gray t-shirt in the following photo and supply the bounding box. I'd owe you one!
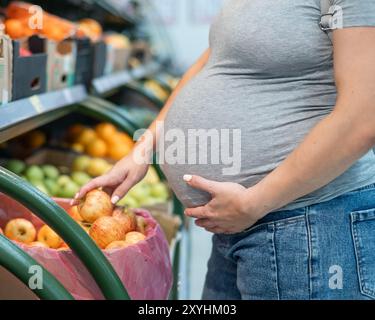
[161,0,375,210]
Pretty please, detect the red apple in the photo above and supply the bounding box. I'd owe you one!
[37,225,63,249]
[135,216,147,235]
[89,216,127,249]
[5,219,36,244]
[125,231,146,246]
[105,241,131,250]
[78,189,113,223]
[58,242,70,251]
[68,206,83,222]
[112,206,136,234]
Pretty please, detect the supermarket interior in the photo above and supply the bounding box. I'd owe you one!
[0,0,225,301]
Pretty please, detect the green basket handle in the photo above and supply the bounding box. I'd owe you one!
[0,234,74,300]
[0,167,130,300]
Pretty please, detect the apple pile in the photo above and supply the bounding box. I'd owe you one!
[1,190,147,251]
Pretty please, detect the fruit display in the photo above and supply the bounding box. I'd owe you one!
[4,1,105,42]
[1,190,148,251]
[3,159,91,198]
[67,123,135,161]
[78,190,113,223]
[143,79,170,102]
[5,1,76,41]
[4,218,36,244]
[118,167,170,208]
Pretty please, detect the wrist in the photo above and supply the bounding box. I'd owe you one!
[241,183,275,220]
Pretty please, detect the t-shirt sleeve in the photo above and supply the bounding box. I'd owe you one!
[332,0,375,29]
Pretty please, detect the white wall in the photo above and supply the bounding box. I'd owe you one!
[150,0,224,71]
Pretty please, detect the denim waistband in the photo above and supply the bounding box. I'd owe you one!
[254,183,375,226]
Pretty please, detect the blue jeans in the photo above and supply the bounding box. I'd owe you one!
[202,184,375,300]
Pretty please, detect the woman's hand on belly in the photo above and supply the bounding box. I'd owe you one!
[183,175,264,234]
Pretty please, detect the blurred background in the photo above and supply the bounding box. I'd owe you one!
[0,0,226,300]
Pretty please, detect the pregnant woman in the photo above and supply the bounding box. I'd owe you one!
[75,0,375,299]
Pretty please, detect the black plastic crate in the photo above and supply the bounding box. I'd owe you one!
[74,38,94,87]
[92,41,107,79]
[12,35,47,101]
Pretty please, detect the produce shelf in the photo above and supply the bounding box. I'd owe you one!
[0,86,88,144]
[92,62,161,95]
[0,234,74,300]
[0,167,130,300]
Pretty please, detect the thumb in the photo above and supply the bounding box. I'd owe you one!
[183,175,219,195]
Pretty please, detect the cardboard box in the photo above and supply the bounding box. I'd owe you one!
[46,39,77,91]
[0,35,13,104]
[92,41,107,78]
[74,38,93,87]
[12,35,47,100]
[104,44,131,75]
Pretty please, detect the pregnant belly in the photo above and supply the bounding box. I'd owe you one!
[160,72,333,208]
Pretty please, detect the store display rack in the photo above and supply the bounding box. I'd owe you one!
[0,86,88,144]
[0,0,185,301]
[92,61,161,95]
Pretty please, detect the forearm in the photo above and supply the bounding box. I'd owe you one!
[249,106,375,216]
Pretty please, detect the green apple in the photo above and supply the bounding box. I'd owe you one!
[72,156,91,172]
[42,165,60,180]
[150,182,169,201]
[143,167,160,184]
[33,182,50,196]
[118,195,139,208]
[5,160,26,175]
[140,198,161,207]
[129,183,151,202]
[58,181,80,199]
[44,179,59,197]
[71,171,91,186]
[25,165,44,181]
[57,175,72,187]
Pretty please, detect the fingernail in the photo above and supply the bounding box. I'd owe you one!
[111,196,120,204]
[183,175,193,182]
[74,194,79,199]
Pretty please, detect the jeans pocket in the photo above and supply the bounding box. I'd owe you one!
[351,208,375,299]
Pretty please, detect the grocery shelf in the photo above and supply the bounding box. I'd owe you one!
[0,167,130,300]
[78,96,138,134]
[93,0,138,25]
[0,86,88,144]
[92,62,161,95]
[0,234,74,300]
[123,81,165,109]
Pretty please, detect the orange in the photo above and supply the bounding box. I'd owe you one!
[95,123,118,142]
[116,132,135,146]
[85,138,108,158]
[26,130,46,149]
[107,142,133,161]
[71,143,84,153]
[5,19,27,39]
[67,124,85,142]
[77,129,97,146]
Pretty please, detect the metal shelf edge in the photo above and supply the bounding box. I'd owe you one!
[92,62,161,95]
[0,85,88,132]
